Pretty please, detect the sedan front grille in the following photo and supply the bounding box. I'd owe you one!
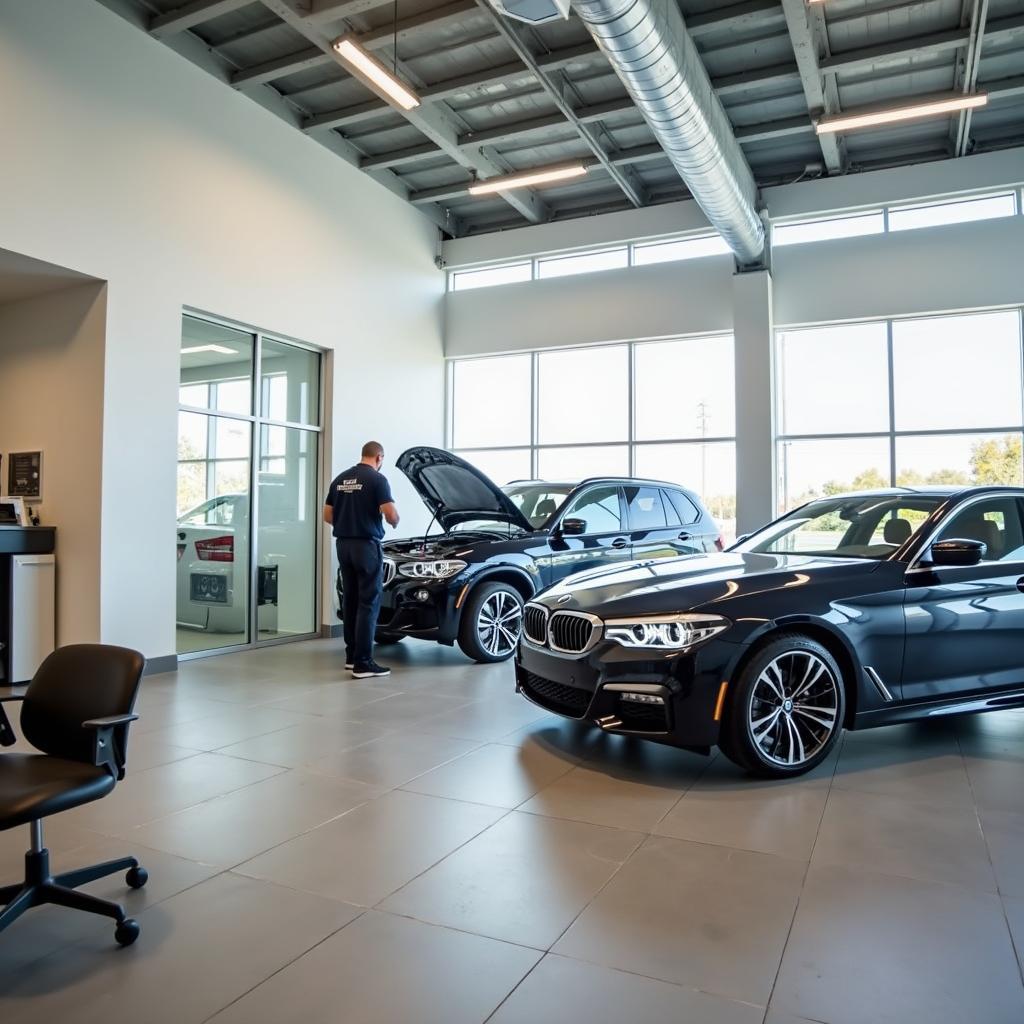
[523,603,549,645]
[548,611,602,654]
[521,672,591,718]
[382,558,397,587]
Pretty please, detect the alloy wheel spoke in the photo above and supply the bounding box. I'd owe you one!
[758,664,786,701]
[753,708,782,743]
[785,715,805,764]
[791,659,826,701]
[792,705,836,729]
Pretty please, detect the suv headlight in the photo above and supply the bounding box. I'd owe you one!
[604,613,730,651]
[398,559,467,580]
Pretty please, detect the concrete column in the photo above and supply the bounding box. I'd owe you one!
[733,269,775,536]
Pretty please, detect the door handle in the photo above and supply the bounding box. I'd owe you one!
[611,538,628,550]
[677,532,692,541]
[178,532,186,540]
[1017,577,1024,593]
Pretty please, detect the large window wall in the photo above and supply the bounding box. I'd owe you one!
[777,308,1024,512]
[448,336,737,538]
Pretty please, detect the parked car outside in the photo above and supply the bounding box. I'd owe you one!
[337,447,723,662]
[516,486,1024,777]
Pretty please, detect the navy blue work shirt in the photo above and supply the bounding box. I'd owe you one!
[325,463,394,541]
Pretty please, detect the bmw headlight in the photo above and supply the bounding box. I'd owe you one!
[604,614,730,651]
[398,559,467,580]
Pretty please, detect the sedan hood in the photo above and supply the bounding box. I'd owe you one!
[396,447,533,534]
[541,551,880,618]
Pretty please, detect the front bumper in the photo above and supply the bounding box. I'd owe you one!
[515,636,737,751]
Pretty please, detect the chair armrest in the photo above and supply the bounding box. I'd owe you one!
[82,714,139,778]
[0,694,23,747]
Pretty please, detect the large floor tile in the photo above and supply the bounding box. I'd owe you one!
[771,862,1024,1024]
[1005,895,1024,974]
[812,787,997,892]
[341,691,477,731]
[489,953,764,1024]
[305,730,481,788]
[980,808,1024,897]
[235,789,504,906]
[962,750,1024,815]
[654,756,831,859]
[215,717,385,768]
[123,769,383,866]
[61,753,284,833]
[410,694,552,742]
[206,910,539,1024]
[554,835,806,1006]
[143,706,314,751]
[261,679,401,717]
[130,697,244,735]
[0,873,358,1024]
[401,740,577,808]
[380,811,642,949]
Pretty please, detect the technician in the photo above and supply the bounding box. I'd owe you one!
[323,441,400,678]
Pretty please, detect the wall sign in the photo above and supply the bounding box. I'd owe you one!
[7,451,43,500]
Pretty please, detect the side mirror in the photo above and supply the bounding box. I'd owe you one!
[560,517,587,536]
[929,538,986,567]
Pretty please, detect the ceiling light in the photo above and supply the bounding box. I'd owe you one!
[468,163,589,195]
[333,35,420,111]
[816,92,988,134]
[180,344,238,355]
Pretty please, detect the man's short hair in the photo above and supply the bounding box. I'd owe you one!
[362,441,384,459]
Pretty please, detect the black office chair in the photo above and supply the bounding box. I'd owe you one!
[0,644,148,947]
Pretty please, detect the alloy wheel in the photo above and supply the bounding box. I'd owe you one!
[748,651,840,768]
[476,590,523,658]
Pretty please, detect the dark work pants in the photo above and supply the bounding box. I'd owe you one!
[337,538,383,667]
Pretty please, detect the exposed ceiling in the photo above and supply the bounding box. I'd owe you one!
[100,0,1024,237]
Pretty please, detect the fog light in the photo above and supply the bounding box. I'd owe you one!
[620,692,665,705]
[415,589,430,602]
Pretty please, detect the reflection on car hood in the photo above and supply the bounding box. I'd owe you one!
[395,447,534,534]
[539,551,880,617]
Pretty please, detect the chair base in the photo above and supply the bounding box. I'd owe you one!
[0,829,147,947]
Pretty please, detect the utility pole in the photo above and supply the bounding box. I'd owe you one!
[697,401,709,499]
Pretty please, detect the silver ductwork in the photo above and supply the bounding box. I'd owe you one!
[569,0,766,264]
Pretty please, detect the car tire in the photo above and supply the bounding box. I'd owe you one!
[457,582,524,663]
[719,633,845,779]
[374,632,405,645]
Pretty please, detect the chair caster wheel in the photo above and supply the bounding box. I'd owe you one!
[115,918,140,947]
[126,866,148,889]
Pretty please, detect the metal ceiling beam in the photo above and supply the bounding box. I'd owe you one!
[361,0,479,51]
[304,0,393,23]
[955,0,990,157]
[362,142,446,169]
[780,0,844,172]
[715,61,800,98]
[686,0,787,38]
[255,0,548,223]
[231,46,332,87]
[735,114,813,143]
[149,0,251,37]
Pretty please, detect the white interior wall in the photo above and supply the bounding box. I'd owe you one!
[0,0,446,661]
[0,283,107,646]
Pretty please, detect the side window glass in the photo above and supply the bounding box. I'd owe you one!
[936,498,1024,562]
[666,489,701,525]
[625,486,668,530]
[661,491,682,528]
[564,486,621,534]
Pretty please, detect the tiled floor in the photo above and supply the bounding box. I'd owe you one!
[2,638,1024,1023]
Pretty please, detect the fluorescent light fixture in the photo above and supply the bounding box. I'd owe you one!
[332,35,420,111]
[180,344,237,355]
[468,163,589,195]
[816,92,988,134]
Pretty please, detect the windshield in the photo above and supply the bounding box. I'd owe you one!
[734,494,946,560]
[505,484,574,529]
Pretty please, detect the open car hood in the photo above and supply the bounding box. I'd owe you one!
[395,447,534,534]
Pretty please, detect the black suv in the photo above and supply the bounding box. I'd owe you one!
[337,447,723,663]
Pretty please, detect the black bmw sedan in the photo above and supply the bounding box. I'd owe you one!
[516,486,1024,777]
[344,447,722,663]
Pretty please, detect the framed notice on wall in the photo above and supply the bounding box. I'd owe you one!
[7,451,43,500]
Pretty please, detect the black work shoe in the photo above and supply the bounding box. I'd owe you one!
[351,661,391,679]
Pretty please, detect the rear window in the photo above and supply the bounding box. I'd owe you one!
[625,486,667,530]
[665,489,701,525]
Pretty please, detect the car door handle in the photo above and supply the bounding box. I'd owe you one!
[1017,577,1024,594]
[178,532,186,541]
[677,532,692,541]
[611,538,628,550]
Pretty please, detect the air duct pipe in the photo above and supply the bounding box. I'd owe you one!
[569,0,766,264]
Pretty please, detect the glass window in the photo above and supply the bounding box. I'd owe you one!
[452,354,532,448]
[665,488,701,525]
[453,448,532,485]
[935,497,1024,563]
[260,339,319,426]
[889,193,1017,232]
[773,212,885,247]
[777,323,890,436]
[634,336,735,441]
[537,445,629,480]
[451,263,531,291]
[538,346,628,444]
[633,234,730,265]
[537,248,628,280]
[625,485,667,530]
[777,437,891,513]
[892,311,1023,432]
[563,486,622,534]
[895,432,1023,488]
[506,484,573,528]
[179,316,254,415]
